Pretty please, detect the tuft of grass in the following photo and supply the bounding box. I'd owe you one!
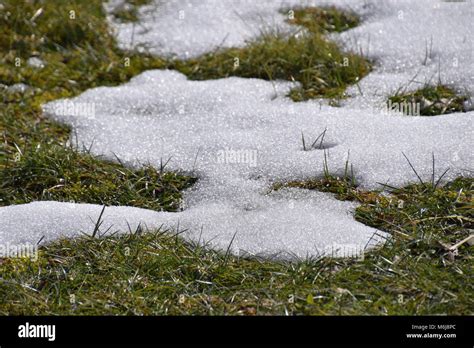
[273,155,473,248]
[274,151,361,201]
[388,85,468,116]
[0,0,193,211]
[171,7,371,101]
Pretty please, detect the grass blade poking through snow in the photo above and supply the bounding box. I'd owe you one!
[170,6,371,102]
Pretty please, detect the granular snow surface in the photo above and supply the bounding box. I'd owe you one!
[1,0,472,258]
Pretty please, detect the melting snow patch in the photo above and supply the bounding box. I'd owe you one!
[338,0,473,109]
[0,201,167,247]
[42,69,472,189]
[105,0,387,59]
[2,0,472,258]
[0,195,382,259]
[27,57,46,69]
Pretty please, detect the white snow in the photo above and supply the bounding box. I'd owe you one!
[1,0,472,258]
[105,0,313,59]
[27,57,45,69]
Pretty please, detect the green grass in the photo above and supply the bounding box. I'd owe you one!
[0,1,472,315]
[388,85,468,116]
[287,7,361,34]
[171,7,371,101]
